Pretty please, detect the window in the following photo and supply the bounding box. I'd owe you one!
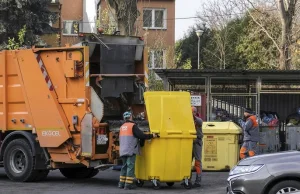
[63,20,80,36]
[143,8,167,29]
[148,50,166,80]
[49,14,57,27]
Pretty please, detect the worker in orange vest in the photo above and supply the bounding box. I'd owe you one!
[118,111,158,190]
[239,108,259,159]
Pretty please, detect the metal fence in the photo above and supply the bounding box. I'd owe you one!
[157,70,300,154]
[259,126,281,154]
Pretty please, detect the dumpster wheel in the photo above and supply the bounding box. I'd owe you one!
[166,182,174,187]
[183,180,192,189]
[135,179,144,187]
[151,179,161,190]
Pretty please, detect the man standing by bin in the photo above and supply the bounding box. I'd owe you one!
[240,108,259,159]
[192,106,203,187]
[118,111,158,190]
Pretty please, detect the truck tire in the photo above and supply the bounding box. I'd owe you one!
[86,168,99,178]
[59,168,99,179]
[3,139,38,182]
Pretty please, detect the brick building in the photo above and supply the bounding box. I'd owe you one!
[43,0,176,71]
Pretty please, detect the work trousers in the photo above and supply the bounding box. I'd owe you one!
[192,139,202,184]
[119,155,136,187]
[240,141,258,159]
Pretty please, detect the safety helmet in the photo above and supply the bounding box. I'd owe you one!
[123,111,132,120]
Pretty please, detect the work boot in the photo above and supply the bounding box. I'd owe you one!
[193,174,202,188]
[124,184,136,190]
[118,183,124,189]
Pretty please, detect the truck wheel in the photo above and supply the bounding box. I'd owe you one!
[3,139,38,182]
[59,168,98,179]
[86,168,99,178]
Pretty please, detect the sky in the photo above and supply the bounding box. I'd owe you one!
[175,0,204,40]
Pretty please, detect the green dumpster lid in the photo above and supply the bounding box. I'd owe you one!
[202,122,242,134]
[144,91,196,137]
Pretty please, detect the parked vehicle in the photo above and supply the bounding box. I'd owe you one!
[0,34,149,182]
[227,151,300,194]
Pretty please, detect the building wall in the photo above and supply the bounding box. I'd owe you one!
[43,0,175,70]
[99,0,175,47]
[60,0,83,46]
[99,0,175,69]
[139,0,175,70]
[137,0,175,48]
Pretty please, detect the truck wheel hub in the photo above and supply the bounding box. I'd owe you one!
[10,149,26,173]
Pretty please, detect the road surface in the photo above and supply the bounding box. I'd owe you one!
[0,168,228,194]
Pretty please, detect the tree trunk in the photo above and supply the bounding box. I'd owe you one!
[107,0,139,36]
[277,0,296,70]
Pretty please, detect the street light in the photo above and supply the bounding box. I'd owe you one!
[196,29,204,69]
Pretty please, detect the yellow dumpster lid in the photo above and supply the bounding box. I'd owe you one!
[202,122,242,134]
[144,91,196,137]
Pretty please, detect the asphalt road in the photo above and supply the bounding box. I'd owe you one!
[0,168,228,194]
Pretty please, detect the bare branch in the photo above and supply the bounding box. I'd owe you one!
[203,47,223,63]
[244,6,281,52]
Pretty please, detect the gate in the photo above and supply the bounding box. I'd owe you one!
[208,78,258,123]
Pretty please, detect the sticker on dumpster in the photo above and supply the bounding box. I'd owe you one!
[204,138,217,157]
[218,137,225,141]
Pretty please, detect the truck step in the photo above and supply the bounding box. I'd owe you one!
[94,164,115,170]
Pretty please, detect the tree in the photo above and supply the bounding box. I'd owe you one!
[7,25,27,50]
[230,0,299,69]
[236,11,281,69]
[277,0,298,69]
[197,0,244,69]
[176,8,283,70]
[0,0,57,49]
[175,25,213,69]
[106,0,139,36]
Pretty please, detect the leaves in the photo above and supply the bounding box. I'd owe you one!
[0,0,58,49]
[7,25,26,50]
[176,6,285,70]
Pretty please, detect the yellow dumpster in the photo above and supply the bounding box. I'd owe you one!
[202,122,242,171]
[135,91,196,190]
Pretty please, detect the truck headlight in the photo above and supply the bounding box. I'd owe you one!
[229,164,264,176]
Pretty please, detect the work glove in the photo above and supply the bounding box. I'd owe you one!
[152,133,160,138]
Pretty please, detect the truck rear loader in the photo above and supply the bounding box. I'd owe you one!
[0,34,149,182]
